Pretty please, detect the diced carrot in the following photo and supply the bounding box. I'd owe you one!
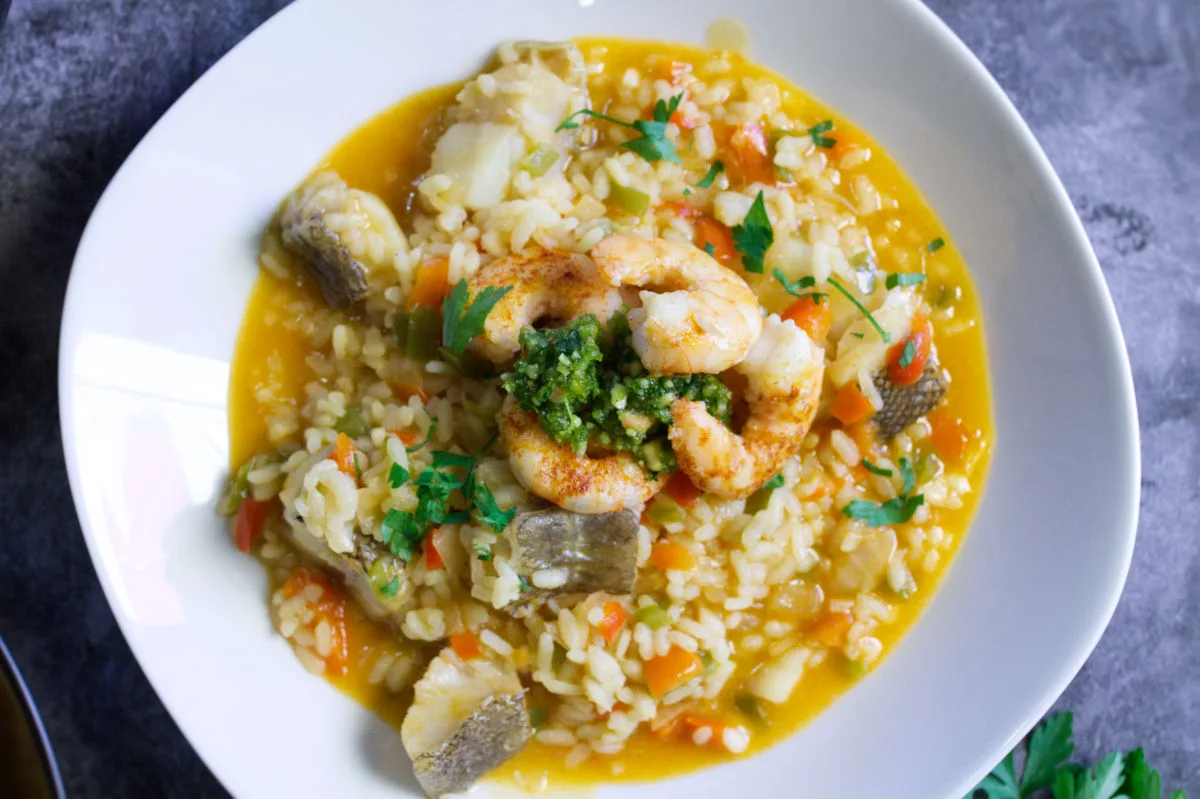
[234,498,269,553]
[395,430,418,447]
[781,295,833,340]
[407,257,450,309]
[330,432,357,477]
[845,420,885,460]
[830,383,875,426]
[928,408,970,464]
[887,315,932,386]
[596,601,627,645]
[693,215,737,265]
[724,122,775,186]
[663,470,703,508]
[808,610,854,647]
[683,714,729,743]
[450,630,482,661]
[389,381,431,403]
[280,568,349,675]
[828,128,858,160]
[423,529,444,571]
[663,200,699,219]
[651,540,697,572]
[644,646,703,698]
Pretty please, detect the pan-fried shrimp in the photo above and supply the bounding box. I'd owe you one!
[589,234,763,375]
[669,315,824,499]
[498,397,666,514]
[467,249,626,363]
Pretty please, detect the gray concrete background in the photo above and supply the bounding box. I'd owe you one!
[0,0,1195,795]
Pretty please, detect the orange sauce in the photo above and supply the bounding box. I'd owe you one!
[228,37,992,788]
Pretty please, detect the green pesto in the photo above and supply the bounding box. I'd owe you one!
[504,314,732,474]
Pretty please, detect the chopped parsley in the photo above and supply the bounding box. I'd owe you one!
[927,237,945,253]
[772,268,828,304]
[807,119,836,148]
[886,272,927,289]
[442,279,512,354]
[474,545,493,562]
[850,332,865,339]
[556,93,683,164]
[405,417,438,452]
[898,339,917,368]
[827,276,891,343]
[732,190,774,273]
[860,459,893,477]
[703,241,715,257]
[842,457,923,527]
[695,161,724,189]
[761,473,784,491]
[517,574,532,593]
[504,313,732,475]
[388,463,410,488]
[379,576,400,597]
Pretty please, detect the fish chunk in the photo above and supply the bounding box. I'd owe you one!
[505,508,639,601]
[278,170,408,307]
[872,360,949,439]
[401,650,530,797]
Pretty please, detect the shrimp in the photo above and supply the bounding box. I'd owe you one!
[589,234,763,375]
[668,315,825,499]
[498,397,666,514]
[468,249,626,363]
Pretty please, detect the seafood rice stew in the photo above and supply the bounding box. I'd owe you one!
[223,38,991,797]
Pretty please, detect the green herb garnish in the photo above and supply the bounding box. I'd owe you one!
[772,268,827,304]
[474,545,493,562]
[405,418,438,453]
[807,119,836,148]
[886,272,927,289]
[860,459,893,477]
[851,332,865,339]
[898,339,917,368]
[827,276,891,343]
[388,463,410,488]
[732,190,774,273]
[381,508,423,561]
[695,161,725,189]
[703,241,715,257]
[529,707,549,729]
[556,93,683,164]
[842,457,922,526]
[762,473,784,491]
[442,279,512,355]
[927,237,945,253]
[379,576,400,597]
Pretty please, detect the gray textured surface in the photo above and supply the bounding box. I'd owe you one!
[0,0,1196,796]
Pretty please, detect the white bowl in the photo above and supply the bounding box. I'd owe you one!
[58,0,1139,796]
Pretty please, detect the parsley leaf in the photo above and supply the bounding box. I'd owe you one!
[442,279,512,355]
[974,752,1021,799]
[850,332,865,339]
[772,268,827,304]
[703,241,715,257]
[379,576,400,597]
[927,236,946,253]
[472,479,516,533]
[861,459,893,477]
[808,119,836,148]
[388,463,410,489]
[761,473,784,491]
[732,190,774,273]
[695,161,725,189]
[886,272,927,289]
[1054,752,1125,799]
[1022,713,1075,793]
[899,339,917,368]
[405,418,438,453]
[432,450,476,470]
[843,457,922,526]
[381,508,422,561]
[556,94,683,164]
[474,544,493,562]
[827,276,891,342]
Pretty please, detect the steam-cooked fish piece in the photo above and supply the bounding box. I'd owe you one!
[872,360,949,439]
[401,649,530,797]
[504,508,639,602]
[278,170,408,307]
[278,449,412,624]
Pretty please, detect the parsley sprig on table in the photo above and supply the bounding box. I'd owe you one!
[967,712,1188,799]
[556,93,684,163]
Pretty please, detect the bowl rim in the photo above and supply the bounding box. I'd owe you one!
[0,636,67,799]
[56,0,1140,796]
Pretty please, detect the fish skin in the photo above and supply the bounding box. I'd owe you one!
[871,360,949,439]
[506,507,639,602]
[410,692,531,797]
[281,214,369,308]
